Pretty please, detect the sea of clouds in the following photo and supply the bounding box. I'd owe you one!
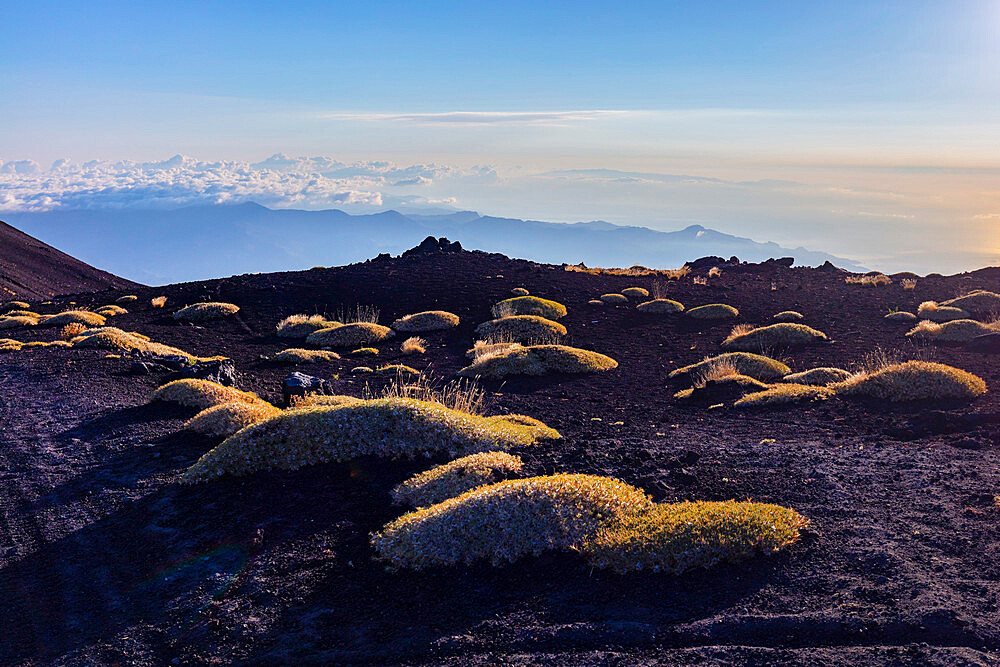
[0,154,498,212]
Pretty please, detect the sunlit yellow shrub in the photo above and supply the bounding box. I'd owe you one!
[401,336,427,354]
[390,310,460,332]
[151,296,167,308]
[289,394,363,408]
[917,301,968,322]
[458,344,618,378]
[674,374,769,400]
[884,311,917,322]
[185,401,281,437]
[636,298,684,314]
[588,299,604,306]
[492,296,567,320]
[687,304,739,320]
[276,314,341,338]
[95,305,128,317]
[151,378,269,410]
[116,295,138,304]
[351,366,374,374]
[351,346,379,356]
[599,293,629,305]
[1,301,30,313]
[0,315,37,330]
[723,323,827,350]
[72,327,196,359]
[772,311,803,322]
[392,451,525,507]
[941,290,1000,316]
[836,361,986,401]
[0,338,24,352]
[782,367,851,385]
[510,287,530,296]
[734,383,835,407]
[3,310,39,318]
[182,397,560,483]
[587,500,808,574]
[173,302,240,321]
[474,315,567,343]
[306,322,394,347]
[669,352,790,383]
[373,474,652,568]
[621,287,649,300]
[273,348,341,364]
[43,310,107,327]
[906,319,997,342]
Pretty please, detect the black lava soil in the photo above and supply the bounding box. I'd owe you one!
[1,251,999,665]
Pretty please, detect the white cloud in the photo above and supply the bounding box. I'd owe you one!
[0,155,496,212]
[322,110,630,125]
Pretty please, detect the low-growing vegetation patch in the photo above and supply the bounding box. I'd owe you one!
[636,298,684,314]
[373,474,652,568]
[941,289,1000,316]
[458,344,618,378]
[588,299,604,306]
[276,314,341,338]
[885,310,917,322]
[1,301,30,313]
[401,336,427,354]
[674,374,770,402]
[510,287,530,296]
[392,451,525,507]
[772,311,803,322]
[173,302,240,321]
[44,310,107,327]
[906,319,998,342]
[182,397,560,483]
[0,338,24,352]
[669,352,790,383]
[151,378,269,410]
[917,301,968,322]
[306,322,394,347]
[391,310,460,332]
[290,394,363,408]
[4,310,39,318]
[722,323,828,350]
[71,327,198,359]
[599,293,629,305]
[586,500,808,574]
[846,273,892,287]
[95,305,127,317]
[351,347,379,356]
[782,367,851,385]
[352,366,374,374]
[273,348,341,364]
[116,295,138,304]
[687,304,739,320]
[621,287,649,300]
[734,383,835,407]
[836,361,987,401]
[492,296,567,320]
[151,296,167,308]
[185,401,281,437]
[475,315,567,343]
[0,315,37,330]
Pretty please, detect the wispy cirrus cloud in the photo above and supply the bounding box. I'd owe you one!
[322,110,630,125]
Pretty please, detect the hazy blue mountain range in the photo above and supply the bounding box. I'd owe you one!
[2,203,866,284]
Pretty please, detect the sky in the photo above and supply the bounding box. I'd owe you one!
[2,1,999,273]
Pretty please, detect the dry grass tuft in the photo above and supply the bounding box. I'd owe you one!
[917,301,968,322]
[150,378,269,410]
[845,273,892,287]
[836,361,986,402]
[368,373,488,416]
[184,401,281,437]
[182,397,560,483]
[475,315,566,343]
[458,344,618,379]
[95,305,127,317]
[510,287,530,296]
[336,305,381,325]
[401,336,427,354]
[692,276,709,286]
[708,267,722,278]
[391,310,460,332]
[905,319,998,342]
[373,474,652,569]
[115,295,138,304]
[273,348,341,364]
[621,287,649,300]
[636,298,684,314]
[306,322,394,347]
[884,310,917,322]
[276,314,341,338]
[772,311,804,322]
[392,452,525,507]
[722,323,828,350]
[376,364,421,377]
[901,278,918,290]
[734,383,835,407]
[669,352,790,383]
[351,347,379,356]
[686,304,739,320]
[587,500,808,574]
[782,367,851,385]
[44,310,107,327]
[173,302,240,321]
[491,296,567,320]
[151,296,167,308]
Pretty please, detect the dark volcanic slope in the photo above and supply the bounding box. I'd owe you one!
[0,249,999,665]
[0,220,140,300]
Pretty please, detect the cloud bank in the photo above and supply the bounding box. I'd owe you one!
[0,155,498,212]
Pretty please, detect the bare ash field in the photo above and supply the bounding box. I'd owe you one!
[1,243,999,665]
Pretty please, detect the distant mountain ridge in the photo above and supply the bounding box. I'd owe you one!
[2,203,867,284]
[0,220,139,300]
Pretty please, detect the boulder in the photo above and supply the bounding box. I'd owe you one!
[282,371,332,406]
[402,236,463,257]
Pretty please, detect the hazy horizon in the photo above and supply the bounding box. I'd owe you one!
[3,2,999,274]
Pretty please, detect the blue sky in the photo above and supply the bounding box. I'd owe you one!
[2,1,999,272]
